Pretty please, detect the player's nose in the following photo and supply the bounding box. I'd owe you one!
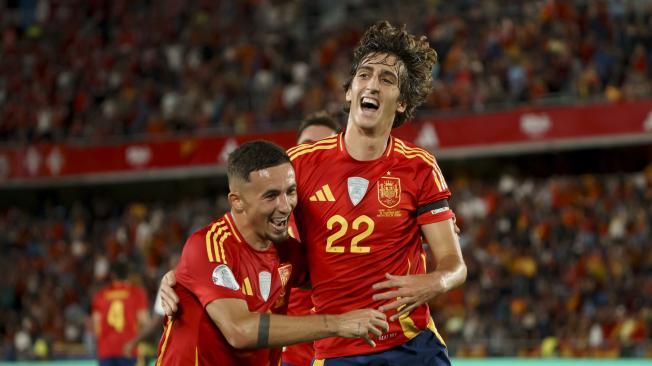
[276,193,293,214]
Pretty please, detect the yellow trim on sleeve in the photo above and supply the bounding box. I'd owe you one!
[155,319,174,366]
[217,233,231,264]
[204,222,220,262]
[224,215,241,243]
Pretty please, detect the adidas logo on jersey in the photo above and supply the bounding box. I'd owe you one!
[309,184,335,202]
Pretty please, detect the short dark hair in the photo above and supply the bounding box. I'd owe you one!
[343,21,438,128]
[297,111,342,138]
[227,140,291,183]
[112,260,129,280]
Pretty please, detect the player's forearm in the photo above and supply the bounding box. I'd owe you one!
[429,254,467,293]
[228,313,337,349]
[264,313,339,348]
[130,314,163,344]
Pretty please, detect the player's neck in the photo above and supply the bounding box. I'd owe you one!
[230,211,272,251]
[344,122,391,161]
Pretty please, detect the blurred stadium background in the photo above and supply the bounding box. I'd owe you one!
[1,0,651,364]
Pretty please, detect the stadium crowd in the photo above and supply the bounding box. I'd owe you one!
[1,168,650,360]
[1,0,651,143]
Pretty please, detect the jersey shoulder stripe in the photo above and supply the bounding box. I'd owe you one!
[394,140,435,165]
[195,216,240,265]
[289,139,338,161]
[287,136,338,156]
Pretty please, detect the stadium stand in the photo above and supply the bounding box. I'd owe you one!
[0,0,651,143]
[1,0,651,362]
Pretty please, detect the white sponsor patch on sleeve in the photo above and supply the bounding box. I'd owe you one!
[430,207,450,215]
[212,264,240,291]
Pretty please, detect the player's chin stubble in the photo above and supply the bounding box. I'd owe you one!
[268,230,289,244]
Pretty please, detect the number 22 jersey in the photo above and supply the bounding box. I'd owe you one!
[288,134,454,359]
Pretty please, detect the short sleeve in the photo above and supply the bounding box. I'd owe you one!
[176,232,245,307]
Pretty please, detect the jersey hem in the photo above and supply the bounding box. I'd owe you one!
[314,335,414,359]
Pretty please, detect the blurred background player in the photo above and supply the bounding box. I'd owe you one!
[156,141,388,366]
[296,111,343,145]
[284,111,342,366]
[122,255,179,361]
[91,260,149,366]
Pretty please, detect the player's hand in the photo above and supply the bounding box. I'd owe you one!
[123,340,136,357]
[334,309,389,347]
[160,270,179,316]
[372,273,444,321]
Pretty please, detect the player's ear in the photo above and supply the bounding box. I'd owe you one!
[345,87,352,102]
[228,191,244,213]
[397,99,406,113]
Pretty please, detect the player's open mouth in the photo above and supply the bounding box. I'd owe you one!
[360,97,379,113]
[270,217,288,232]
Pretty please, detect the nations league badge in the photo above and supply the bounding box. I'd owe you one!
[212,264,240,291]
[347,177,369,206]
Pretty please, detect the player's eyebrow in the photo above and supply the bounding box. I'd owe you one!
[261,189,280,198]
[356,65,373,74]
[356,65,399,82]
[380,69,398,81]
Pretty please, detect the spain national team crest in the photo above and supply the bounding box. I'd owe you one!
[378,177,401,208]
[277,263,292,289]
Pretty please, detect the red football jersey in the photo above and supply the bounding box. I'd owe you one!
[92,281,148,359]
[156,212,307,366]
[282,218,315,366]
[283,287,315,366]
[288,134,453,359]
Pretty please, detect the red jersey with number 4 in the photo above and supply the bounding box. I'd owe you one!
[156,212,307,366]
[288,134,454,359]
[92,281,148,358]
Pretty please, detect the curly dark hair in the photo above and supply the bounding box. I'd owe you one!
[343,21,438,128]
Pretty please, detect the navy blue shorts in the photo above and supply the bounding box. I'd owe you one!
[312,330,451,366]
[99,357,137,366]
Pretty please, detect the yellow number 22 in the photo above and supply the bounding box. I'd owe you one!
[326,215,374,253]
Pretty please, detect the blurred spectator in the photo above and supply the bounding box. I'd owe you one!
[0,197,227,359]
[1,0,651,144]
[433,167,652,357]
